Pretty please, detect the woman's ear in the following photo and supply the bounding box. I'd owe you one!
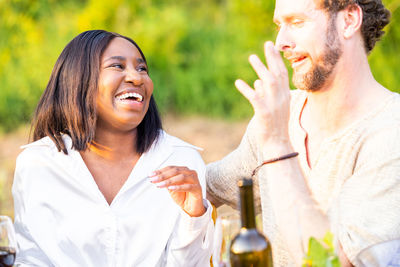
[341,4,363,39]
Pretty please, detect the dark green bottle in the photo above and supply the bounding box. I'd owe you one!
[229,178,273,267]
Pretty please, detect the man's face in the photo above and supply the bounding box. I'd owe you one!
[274,0,343,91]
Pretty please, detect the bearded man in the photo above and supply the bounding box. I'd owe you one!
[206,0,400,266]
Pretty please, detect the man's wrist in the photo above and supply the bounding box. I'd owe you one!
[261,139,294,159]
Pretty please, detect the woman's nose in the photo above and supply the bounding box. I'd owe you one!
[125,69,143,85]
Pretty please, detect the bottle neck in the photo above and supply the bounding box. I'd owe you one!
[239,183,256,229]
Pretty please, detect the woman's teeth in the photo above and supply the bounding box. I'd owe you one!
[116,92,143,102]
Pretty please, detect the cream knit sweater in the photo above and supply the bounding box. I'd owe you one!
[207,90,400,266]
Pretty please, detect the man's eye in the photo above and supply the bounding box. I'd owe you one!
[291,20,304,27]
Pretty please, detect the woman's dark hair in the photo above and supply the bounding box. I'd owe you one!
[32,30,162,154]
[319,0,391,53]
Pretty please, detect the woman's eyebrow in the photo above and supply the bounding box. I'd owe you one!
[103,56,126,62]
[103,56,145,64]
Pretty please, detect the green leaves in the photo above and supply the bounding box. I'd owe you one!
[303,232,341,267]
[1,0,400,132]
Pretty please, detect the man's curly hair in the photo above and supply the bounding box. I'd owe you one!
[318,0,391,53]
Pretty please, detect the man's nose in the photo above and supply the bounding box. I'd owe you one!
[275,26,295,52]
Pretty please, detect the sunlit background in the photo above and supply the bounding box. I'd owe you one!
[1,0,399,217]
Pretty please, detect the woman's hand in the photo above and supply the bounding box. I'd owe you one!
[149,166,206,217]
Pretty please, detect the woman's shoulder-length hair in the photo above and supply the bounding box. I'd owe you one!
[31,30,162,155]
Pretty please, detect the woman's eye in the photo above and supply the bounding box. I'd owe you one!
[110,63,123,69]
[137,66,148,72]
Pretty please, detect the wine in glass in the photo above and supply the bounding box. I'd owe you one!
[0,216,17,267]
[213,212,241,267]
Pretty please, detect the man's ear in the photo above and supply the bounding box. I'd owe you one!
[341,4,363,39]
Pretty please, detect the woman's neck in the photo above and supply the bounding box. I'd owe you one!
[88,129,139,161]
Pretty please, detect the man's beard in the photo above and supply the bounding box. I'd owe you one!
[293,15,343,91]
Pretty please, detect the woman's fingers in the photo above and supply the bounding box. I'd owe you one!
[149,166,183,182]
[153,173,185,188]
[167,183,201,192]
[151,166,205,217]
[149,166,200,191]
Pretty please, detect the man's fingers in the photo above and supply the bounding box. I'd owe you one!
[249,54,270,82]
[235,79,256,102]
[254,79,264,97]
[264,41,288,77]
[264,41,280,76]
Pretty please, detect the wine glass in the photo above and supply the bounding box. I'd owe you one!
[212,212,241,267]
[0,216,17,267]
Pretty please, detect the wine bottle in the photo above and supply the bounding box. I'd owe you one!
[229,178,273,267]
[0,246,16,267]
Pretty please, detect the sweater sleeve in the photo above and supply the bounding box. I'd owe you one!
[206,90,305,209]
[206,118,261,209]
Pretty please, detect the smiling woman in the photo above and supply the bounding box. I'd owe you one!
[12,30,214,266]
[96,37,154,138]
[31,31,161,155]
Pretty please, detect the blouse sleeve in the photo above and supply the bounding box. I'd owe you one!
[12,152,53,267]
[165,200,214,267]
[163,147,214,266]
[336,125,400,265]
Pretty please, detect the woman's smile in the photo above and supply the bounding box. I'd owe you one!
[115,89,145,110]
[96,37,154,131]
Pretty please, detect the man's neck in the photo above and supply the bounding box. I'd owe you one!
[302,48,390,137]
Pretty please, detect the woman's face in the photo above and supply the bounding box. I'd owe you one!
[96,37,153,133]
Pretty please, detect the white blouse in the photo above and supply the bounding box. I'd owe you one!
[12,132,214,267]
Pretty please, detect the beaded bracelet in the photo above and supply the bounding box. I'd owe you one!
[251,152,299,177]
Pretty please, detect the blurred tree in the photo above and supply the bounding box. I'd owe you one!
[0,0,399,132]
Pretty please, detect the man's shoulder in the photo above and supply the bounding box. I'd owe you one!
[357,93,400,156]
[382,91,400,113]
[368,92,400,128]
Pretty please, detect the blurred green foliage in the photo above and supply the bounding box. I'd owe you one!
[0,0,399,132]
[303,232,340,267]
